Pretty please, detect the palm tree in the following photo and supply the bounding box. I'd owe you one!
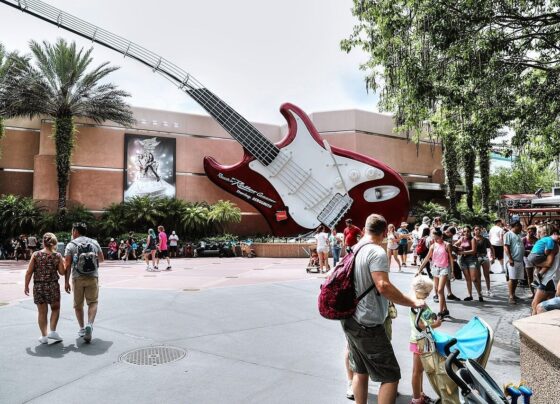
[181,204,211,238]
[208,200,241,234]
[124,196,163,230]
[0,43,24,156]
[0,39,134,215]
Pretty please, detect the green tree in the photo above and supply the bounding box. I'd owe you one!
[181,204,211,238]
[0,39,134,216]
[123,196,163,230]
[208,200,242,234]
[0,194,44,237]
[488,157,556,206]
[99,202,127,236]
[0,43,24,156]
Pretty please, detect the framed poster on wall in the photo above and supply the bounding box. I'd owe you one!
[124,134,176,201]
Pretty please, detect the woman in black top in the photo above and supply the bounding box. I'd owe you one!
[473,226,495,297]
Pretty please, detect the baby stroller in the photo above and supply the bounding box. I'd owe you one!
[303,247,320,273]
[414,310,509,403]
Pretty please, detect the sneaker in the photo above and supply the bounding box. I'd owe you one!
[154,265,159,270]
[47,331,63,341]
[38,336,48,344]
[440,309,450,317]
[530,280,541,289]
[463,296,473,301]
[165,266,172,271]
[78,328,86,337]
[478,296,484,302]
[447,294,460,301]
[146,266,151,271]
[487,289,494,297]
[433,295,439,303]
[84,324,93,343]
[346,381,354,400]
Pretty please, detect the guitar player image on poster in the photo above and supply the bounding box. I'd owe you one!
[124,134,176,200]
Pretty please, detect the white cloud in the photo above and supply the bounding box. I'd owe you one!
[0,0,377,124]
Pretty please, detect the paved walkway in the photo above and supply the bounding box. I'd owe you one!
[0,257,528,403]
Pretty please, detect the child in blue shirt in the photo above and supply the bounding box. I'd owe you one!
[527,231,559,287]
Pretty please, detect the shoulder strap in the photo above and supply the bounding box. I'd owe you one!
[352,242,377,302]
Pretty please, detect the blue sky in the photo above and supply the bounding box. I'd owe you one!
[0,0,378,125]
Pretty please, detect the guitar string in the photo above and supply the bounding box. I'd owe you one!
[16,0,347,223]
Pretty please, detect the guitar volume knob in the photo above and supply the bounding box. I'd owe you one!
[365,167,381,179]
[349,170,360,181]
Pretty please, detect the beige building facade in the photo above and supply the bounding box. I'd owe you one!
[0,107,445,235]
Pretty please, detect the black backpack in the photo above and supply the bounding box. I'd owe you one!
[70,240,98,275]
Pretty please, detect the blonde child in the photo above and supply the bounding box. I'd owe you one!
[410,275,441,404]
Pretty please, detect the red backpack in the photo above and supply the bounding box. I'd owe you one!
[318,242,376,320]
[415,236,429,256]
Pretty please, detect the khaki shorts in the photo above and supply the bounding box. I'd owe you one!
[73,276,99,308]
[341,317,401,383]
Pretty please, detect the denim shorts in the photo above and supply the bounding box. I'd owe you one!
[432,265,449,277]
[539,296,560,312]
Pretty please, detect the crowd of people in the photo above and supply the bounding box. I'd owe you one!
[0,234,39,260]
[333,214,560,404]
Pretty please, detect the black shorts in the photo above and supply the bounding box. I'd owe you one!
[157,249,169,258]
[341,317,401,383]
[493,245,504,260]
[169,245,178,253]
[397,244,408,255]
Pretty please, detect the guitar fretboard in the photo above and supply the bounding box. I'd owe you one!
[187,88,279,164]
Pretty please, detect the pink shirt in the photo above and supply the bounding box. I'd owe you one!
[158,231,168,251]
[432,241,449,268]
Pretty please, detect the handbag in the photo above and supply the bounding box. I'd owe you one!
[388,301,398,319]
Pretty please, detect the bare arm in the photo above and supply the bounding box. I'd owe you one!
[57,254,65,275]
[372,271,424,308]
[447,243,455,279]
[64,255,72,293]
[504,243,513,264]
[24,254,35,295]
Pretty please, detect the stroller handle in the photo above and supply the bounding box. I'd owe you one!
[444,338,457,356]
[444,341,472,397]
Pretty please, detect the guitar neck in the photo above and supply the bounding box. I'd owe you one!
[0,0,279,165]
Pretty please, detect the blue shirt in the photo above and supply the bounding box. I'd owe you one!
[531,236,556,255]
[397,228,409,245]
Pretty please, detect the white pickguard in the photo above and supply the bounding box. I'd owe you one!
[249,110,400,229]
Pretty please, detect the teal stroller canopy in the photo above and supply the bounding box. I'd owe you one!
[431,317,489,360]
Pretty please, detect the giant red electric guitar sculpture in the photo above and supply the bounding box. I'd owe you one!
[1,0,409,235]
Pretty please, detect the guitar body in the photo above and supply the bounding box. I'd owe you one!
[204,103,409,236]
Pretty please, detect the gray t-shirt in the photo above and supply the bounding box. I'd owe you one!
[64,236,102,278]
[504,231,524,262]
[353,241,389,326]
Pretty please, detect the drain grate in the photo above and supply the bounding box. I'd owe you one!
[119,346,186,366]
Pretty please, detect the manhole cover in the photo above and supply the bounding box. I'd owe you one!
[119,346,186,366]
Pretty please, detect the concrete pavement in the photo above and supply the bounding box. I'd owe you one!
[0,257,527,403]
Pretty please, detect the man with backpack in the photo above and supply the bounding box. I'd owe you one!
[340,214,425,404]
[64,222,103,343]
